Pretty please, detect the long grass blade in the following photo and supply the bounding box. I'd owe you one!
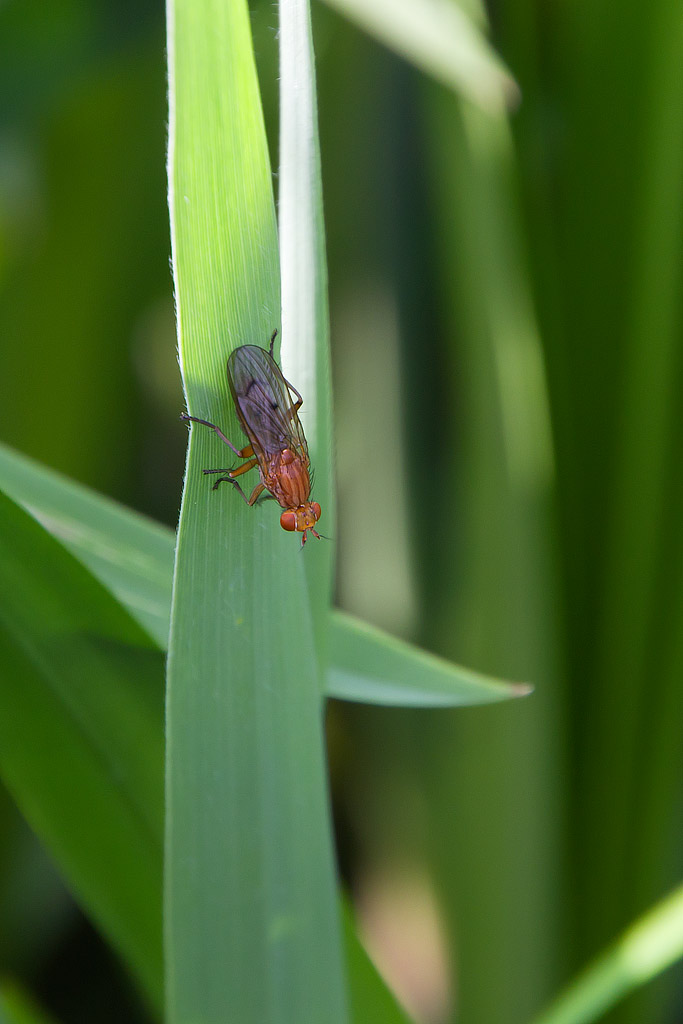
[330,610,531,705]
[0,443,527,709]
[417,73,561,1024]
[0,459,427,1018]
[530,882,683,1024]
[0,442,173,648]
[166,0,347,1018]
[279,0,335,655]
[0,492,163,1006]
[320,0,518,112]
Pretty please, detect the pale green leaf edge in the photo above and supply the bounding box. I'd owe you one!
[279,0,335,643]
[0,442,527,705]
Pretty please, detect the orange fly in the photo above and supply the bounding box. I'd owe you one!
[182,331,322,546]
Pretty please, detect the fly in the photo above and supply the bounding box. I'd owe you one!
[181,330,322,546]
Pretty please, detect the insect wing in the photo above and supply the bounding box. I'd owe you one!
[227,345,308,459]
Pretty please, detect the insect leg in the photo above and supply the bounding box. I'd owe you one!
[181,412,244,456]
[208,456,258,493]
[211,478,265,506]
[201,443,253,474]
[269,329,278,358]
[246,482,266,505]
[224,457,258,477]
[282,378,303,417]
[212,476,248,498]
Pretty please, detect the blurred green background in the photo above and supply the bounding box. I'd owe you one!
[2,0,683,1022]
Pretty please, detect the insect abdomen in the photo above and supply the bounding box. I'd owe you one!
[264,448,311,508]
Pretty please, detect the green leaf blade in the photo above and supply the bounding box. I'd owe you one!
[0,441,174,649]
[328,610,532,706]
[166,0,347,1021]
[0,491,164,1007]
[531,883,683,1024]
[0,447,409,1020]
[279,0,336,656]
[320,0,519,112]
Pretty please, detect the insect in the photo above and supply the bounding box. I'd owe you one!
[182,330,322,546]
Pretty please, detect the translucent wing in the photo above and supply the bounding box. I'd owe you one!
[227,345,308,460]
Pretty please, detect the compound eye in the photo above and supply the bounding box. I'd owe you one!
[280,511,297,532]
[311,502,322,522]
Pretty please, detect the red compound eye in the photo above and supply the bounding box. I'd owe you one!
[280,511,297,532]
[311,502,321,522]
